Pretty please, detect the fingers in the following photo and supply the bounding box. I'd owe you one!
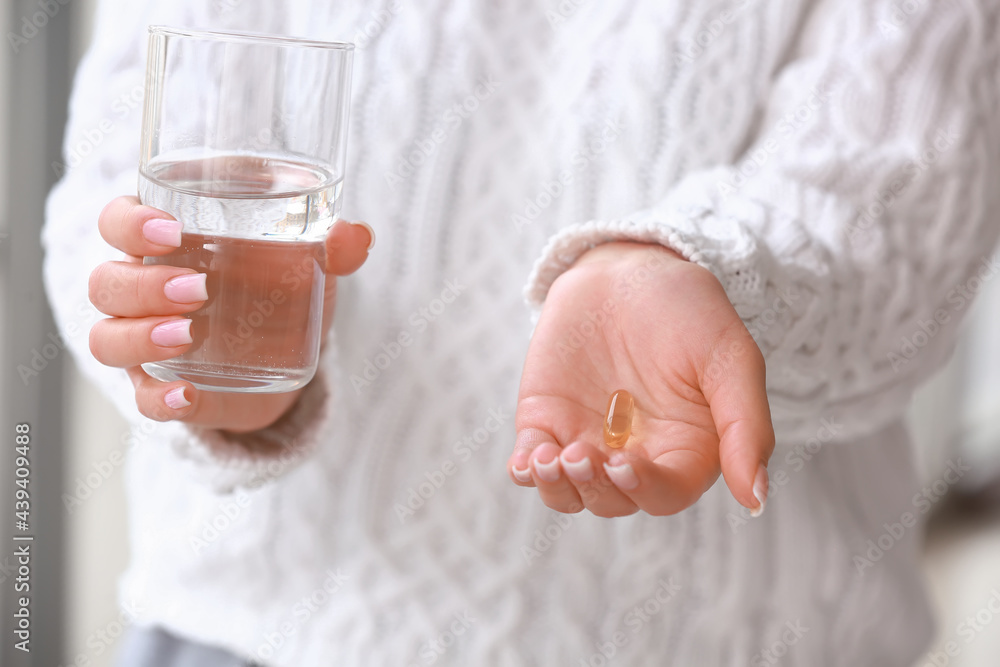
[604,448,720,516]
[324,220,374,276]
[90,316,193,368]
[508,427,547,487]
[99,196,181,257]
[703,324,775,515]
[126,367,196,422]
[511,429,639,517]
[557,442,639,517]
[89,261,207,317]
[527,440,585,514]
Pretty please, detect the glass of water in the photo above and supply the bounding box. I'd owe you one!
[138,26,354,393]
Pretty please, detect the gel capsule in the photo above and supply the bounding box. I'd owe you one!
[603,389,634,449]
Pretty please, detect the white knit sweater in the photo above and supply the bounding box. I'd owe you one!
[43,0,1000,665]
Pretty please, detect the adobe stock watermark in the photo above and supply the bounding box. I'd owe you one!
[545,0,591,28]
[351,278,467,393]
[19,279,134,387]
[51,84,145,177]
[577,578,682,667]
[919,589,1000,667]
[727,417,843,532]
[847,126,960,245]
[58,601,143,667]
[702,285,800,386]
[749,619,810,666]
[673,0,759,65]
[191,438,311,555]
[351,0,402,49]
[252,569,350,662]
[511,118,624,233]
[875,0,939,36]
[521,512,576,564]
[7,0,71,54]
[221,254,318,357]
[394,406,510,523]
[61,418,170,513]
[555,246,671,363]
[384,76,501,191]
[887,253,999,372]
[521,476,622,563]
[853,458,971,575]
[405,610,476,667]
[716,84,833,198]
[213,0,243,15]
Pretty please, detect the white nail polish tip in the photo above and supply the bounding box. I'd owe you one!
[561,456,594,482]
[349,220,376,250]
[533,458,560,482]
[603,462,638,491]
[751,463,769,518]
[511,466,532,483]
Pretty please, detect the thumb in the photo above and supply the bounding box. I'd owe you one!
[702,324,774,516]
[324,220,375,276]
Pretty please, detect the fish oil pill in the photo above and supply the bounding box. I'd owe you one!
[603,390,634,449]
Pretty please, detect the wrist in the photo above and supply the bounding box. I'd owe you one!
[212,387,305,435]
[572,241,686,269]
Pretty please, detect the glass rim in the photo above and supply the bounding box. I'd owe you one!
[148,25,355,51]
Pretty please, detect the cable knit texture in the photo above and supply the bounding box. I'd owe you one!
[42,0,1000,665]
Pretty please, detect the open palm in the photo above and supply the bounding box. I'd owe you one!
[508,242,774,517]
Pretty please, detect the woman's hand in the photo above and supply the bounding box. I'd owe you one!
[508,242,774,517]
[88,196,373,433]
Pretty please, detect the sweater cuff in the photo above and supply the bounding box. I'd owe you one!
[524,208,766,319]
[171,364,333,494]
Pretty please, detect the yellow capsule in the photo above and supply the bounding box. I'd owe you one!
[603,389,634,449]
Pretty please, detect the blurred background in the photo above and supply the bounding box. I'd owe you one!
[0,0,999,665]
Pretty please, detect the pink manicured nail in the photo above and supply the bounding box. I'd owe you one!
[561,455,594,482]
[164,387,190,410]
[533,457,561,482]
[151,319,193,347]
[511,466,532,483]
[751,463,769,518]
[142,218,182,247]
[349,221,376,250]
[164,273,208,303]
[603,456,639,490]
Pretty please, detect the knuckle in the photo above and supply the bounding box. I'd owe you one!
[122,200,146,234]
[133,266,163,310]
[135,393,168,422]
[125,320,152,357]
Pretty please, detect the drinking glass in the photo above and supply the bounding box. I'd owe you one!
[138,26,354,393]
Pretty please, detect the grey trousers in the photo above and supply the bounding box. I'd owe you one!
[115,626,257,667]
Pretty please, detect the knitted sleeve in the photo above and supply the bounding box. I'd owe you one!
[525,1,1000,443]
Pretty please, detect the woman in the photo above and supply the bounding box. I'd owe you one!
[44,0,1000,664]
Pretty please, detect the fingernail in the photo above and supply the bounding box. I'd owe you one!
[349,221,376,250]
[533,457,561,482]
[164,273,208,303]
[151,319,193,347]
[750,463,769,518]
[511,466,532,483]
[561,455,594,482]
[143,218,182,247]
[164,387,190,410]
[603,455,638,490]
